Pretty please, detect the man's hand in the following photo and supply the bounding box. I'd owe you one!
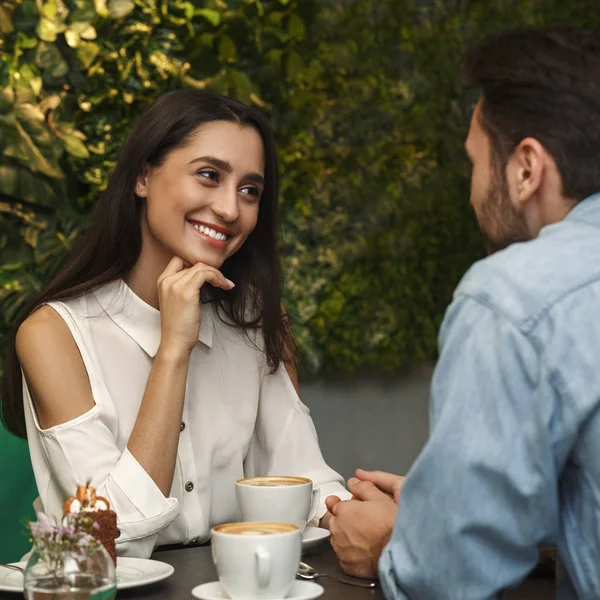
[355,469,405,504]
[325,478,398,579]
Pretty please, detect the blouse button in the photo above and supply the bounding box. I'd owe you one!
[185,481,194,492]
[191,538,198,545]
[180,422,186,432]
[115,528,121,538]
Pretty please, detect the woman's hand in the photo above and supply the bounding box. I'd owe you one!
[157,256,234,357]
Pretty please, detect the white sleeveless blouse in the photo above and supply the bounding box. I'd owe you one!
[22,280,349,558]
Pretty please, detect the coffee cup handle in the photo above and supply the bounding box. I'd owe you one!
[255,547,271,588]
[308,488,321,523]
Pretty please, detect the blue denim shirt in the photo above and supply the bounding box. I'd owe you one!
[379,193,600,600]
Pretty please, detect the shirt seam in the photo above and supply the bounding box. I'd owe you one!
[448,295,580,419]
[457,274,600,337]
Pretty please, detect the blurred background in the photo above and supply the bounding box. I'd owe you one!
[0,0,598,561]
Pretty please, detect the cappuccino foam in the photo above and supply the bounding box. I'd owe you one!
[214,522,299,536]
[237,476,310,487]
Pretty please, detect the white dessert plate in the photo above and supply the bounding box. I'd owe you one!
[302,526,330,552]
[0,557,174,592]
[192,580,324,600]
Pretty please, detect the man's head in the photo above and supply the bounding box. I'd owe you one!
[462,28,600,253]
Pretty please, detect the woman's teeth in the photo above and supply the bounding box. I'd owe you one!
[191,223,229,241]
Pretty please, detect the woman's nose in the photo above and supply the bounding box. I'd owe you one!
[211,187,239,222]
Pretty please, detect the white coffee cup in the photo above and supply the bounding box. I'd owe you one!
[211,522,302,599]
[235,476,320,531]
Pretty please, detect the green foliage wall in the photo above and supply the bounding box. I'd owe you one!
[1,0,599,375]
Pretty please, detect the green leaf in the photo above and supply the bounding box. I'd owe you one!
[29,77,43,96]
[287,14,305,40]
[65,28,81,48]
[13,0,38,31]
[218,35,237,62]
[229,70,252,102]
[37,18,58,42]
[181,2,194,20]
[39,95,61,112]
[35,43,69,79]
[41,1,58,19]
[108,0,135,19]
[72,21,97,39]
[0,165,58,207]
[196,8,220,26]
[16,32,39,50]
[286,51,304,81]
[0,6,15,34]
[76,41,100,68]
[3,117,63,179]
[70,7,97,21]
[63,134,90,159]
[0,87,15,114]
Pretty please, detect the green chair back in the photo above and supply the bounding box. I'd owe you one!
[0,426,37,562]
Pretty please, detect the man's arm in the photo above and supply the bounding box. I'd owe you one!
[379,295,569,600]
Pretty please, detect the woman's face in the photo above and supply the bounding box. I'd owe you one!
[135,121,265,270]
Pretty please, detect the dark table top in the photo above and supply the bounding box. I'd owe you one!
[124,542,554,600]
[0,541,555,599]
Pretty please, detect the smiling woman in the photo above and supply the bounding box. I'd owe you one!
[1,90,350,558]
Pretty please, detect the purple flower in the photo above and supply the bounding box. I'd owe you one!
[29,512,53,537]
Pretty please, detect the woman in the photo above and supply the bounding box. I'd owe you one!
[1,90,349,558]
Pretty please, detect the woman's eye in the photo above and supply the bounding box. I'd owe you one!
[239,185,260,198]
[197,169,219,182]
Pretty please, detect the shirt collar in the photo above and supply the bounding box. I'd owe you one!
[562,192,600,227]
[93,279,213,357]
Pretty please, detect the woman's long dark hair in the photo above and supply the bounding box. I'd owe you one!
[2,89,295,438]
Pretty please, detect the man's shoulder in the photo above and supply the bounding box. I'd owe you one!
[455,223,600,332]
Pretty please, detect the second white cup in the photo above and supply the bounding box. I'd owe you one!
[235,476,320,531]
[211,522,301,599]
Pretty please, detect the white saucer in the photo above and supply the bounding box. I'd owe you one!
[0,557,173,592]
[192,580,323,600]
[302,526,330,552]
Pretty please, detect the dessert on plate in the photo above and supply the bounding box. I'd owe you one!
[63,484,118,564]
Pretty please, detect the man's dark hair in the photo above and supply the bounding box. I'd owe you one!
[462,27,600,202]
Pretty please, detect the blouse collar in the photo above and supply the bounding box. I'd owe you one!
[93,279,213,357]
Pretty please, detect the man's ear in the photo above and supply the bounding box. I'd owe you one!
[135,166,149,198]
[508,137,546,209]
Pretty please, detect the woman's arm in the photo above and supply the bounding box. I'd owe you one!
[18,258,234,497]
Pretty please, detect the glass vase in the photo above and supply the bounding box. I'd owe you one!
[23,544,116,600]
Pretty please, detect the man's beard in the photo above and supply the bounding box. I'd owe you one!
[479,167,531,255]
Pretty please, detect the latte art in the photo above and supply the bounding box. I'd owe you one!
[237,476,310,487]
[214,522,299,536]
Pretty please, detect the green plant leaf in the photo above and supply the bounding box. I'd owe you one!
[35,43,69,79]
[286,51,303,81]
[16,32,39,50]
[228,70,252,102]
[76,41,100,68]
[218,35,237,62]
[108,0,135,19]
[0,165,57,207]
[65,28,81,48]
[287,14,305,40]
[0,87,15,114]
[196,8,220,26]
[63,134,90,159]
[37,18,58,42]
[0,5,15,34]
[5,118,63,179]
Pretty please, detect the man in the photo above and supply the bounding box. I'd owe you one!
[326,27,600,599]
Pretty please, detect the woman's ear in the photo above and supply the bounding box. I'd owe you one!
[135,166,149,198]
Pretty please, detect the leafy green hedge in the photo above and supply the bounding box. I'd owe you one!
[1,0,599,375]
